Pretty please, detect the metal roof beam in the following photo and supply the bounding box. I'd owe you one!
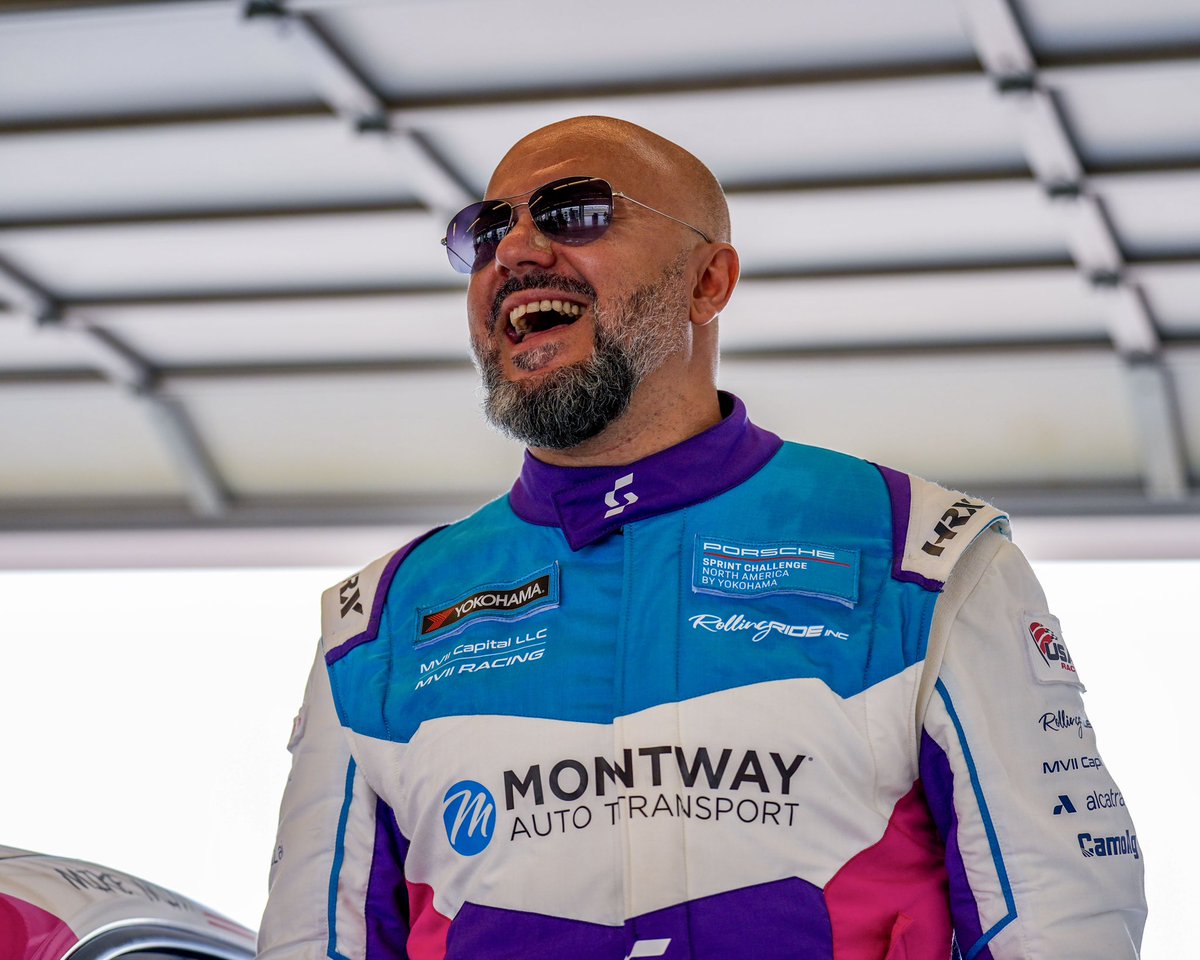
[1,486,1198,541]
[9,337,1200,391]
[0,256,230,516]
[957,0,1192,502]
[7,253,1200,312]
[137,393,232,516]
[2,254,1192,311]
[0,257,54,319]
[1125,359,1190,501]
[12,156,1200,231]
[5,45,1200,138]
[31,255,1199,308]
[241,0,473,217]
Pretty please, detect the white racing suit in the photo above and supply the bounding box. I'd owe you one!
[259,394,1145,960]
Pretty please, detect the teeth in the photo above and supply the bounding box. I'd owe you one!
[507,298,584,337]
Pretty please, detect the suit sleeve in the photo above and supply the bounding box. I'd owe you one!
[918,534,1146,959]
[257,646,411,960]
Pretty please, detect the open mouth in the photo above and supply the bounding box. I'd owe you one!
[506,299,585,344]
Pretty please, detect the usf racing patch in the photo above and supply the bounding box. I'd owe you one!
[416,564,559,646]
[692,536,860,607]
[1023,612,1084,688]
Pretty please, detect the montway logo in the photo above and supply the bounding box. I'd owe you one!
[1078,830,1139,860]
[603,472,638,519]
[442,780,495,856]
[338,574,363,618]
[462,745,814,844]
[502,746,810,810]
[422,575,551,637]
[1029,620,1076,674]
[920,497,986,557]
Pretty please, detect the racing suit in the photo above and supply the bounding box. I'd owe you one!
[259,393,1146,960]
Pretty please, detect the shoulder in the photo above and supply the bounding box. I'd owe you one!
[872,463,1010,591]
[318,495,524,662]
[320,528,444,663]
[754,442,1009,589]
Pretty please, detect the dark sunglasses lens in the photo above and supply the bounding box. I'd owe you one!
[530,177,614,245]
[444,200,512,274]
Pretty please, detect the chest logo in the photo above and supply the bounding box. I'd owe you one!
[603,472,638,518]
[442,780,496,856]
[692,536,860,606]
[417,564,559,645]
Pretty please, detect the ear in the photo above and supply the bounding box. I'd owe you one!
[689,244,740,327]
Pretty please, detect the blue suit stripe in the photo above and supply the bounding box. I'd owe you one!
[327,758,357,960]
[935,680,1016,958]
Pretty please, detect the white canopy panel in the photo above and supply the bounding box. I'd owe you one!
[0,383,183,497]
[0,0,1196,560]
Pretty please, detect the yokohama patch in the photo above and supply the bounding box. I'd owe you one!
[1023,612,1084,688]
[417,564,559,645]
[692,535,859,606]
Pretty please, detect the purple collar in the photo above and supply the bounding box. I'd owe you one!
[508,392,783,550]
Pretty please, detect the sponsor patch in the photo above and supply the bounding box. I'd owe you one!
[920,497,988,557]
[414,628,550,691]
[417,564,559,645]
[1053,794,1077,815]
[337,574,363,619]
[1041,754,1103,776]
[689,613,850,644]
[692,536,859,606]
[442,780,496,856]
[1023,613,1083,688]
[1077,829,1139,860]
[1087,788,1125,811]
[500,745,814,842]
[1038,708,1092,738]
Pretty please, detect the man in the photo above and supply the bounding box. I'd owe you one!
[259,117,1146,960]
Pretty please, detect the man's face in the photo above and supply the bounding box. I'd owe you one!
[465,138,695,449]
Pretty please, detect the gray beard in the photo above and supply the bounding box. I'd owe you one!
[473,259,688,450]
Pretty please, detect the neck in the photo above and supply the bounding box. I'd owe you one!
[530,374,722,468]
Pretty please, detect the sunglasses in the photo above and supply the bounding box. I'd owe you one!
[440,176,712,274]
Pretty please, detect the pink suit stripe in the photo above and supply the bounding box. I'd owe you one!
[823,783,953,959]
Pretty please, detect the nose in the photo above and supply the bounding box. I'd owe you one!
[493,206,556,274]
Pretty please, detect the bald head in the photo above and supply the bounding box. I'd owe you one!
[467,115,741,462]
[489,116,731,244]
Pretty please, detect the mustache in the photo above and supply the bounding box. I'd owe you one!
[491,272,596,331]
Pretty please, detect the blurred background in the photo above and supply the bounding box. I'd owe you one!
[0,0,1196,952]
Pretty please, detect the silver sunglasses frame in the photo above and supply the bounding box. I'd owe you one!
[440,176,711,272]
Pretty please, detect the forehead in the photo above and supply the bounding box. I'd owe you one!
[486,131,659,201]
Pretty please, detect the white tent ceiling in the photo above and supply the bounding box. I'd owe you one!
[1,0,1198,565]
